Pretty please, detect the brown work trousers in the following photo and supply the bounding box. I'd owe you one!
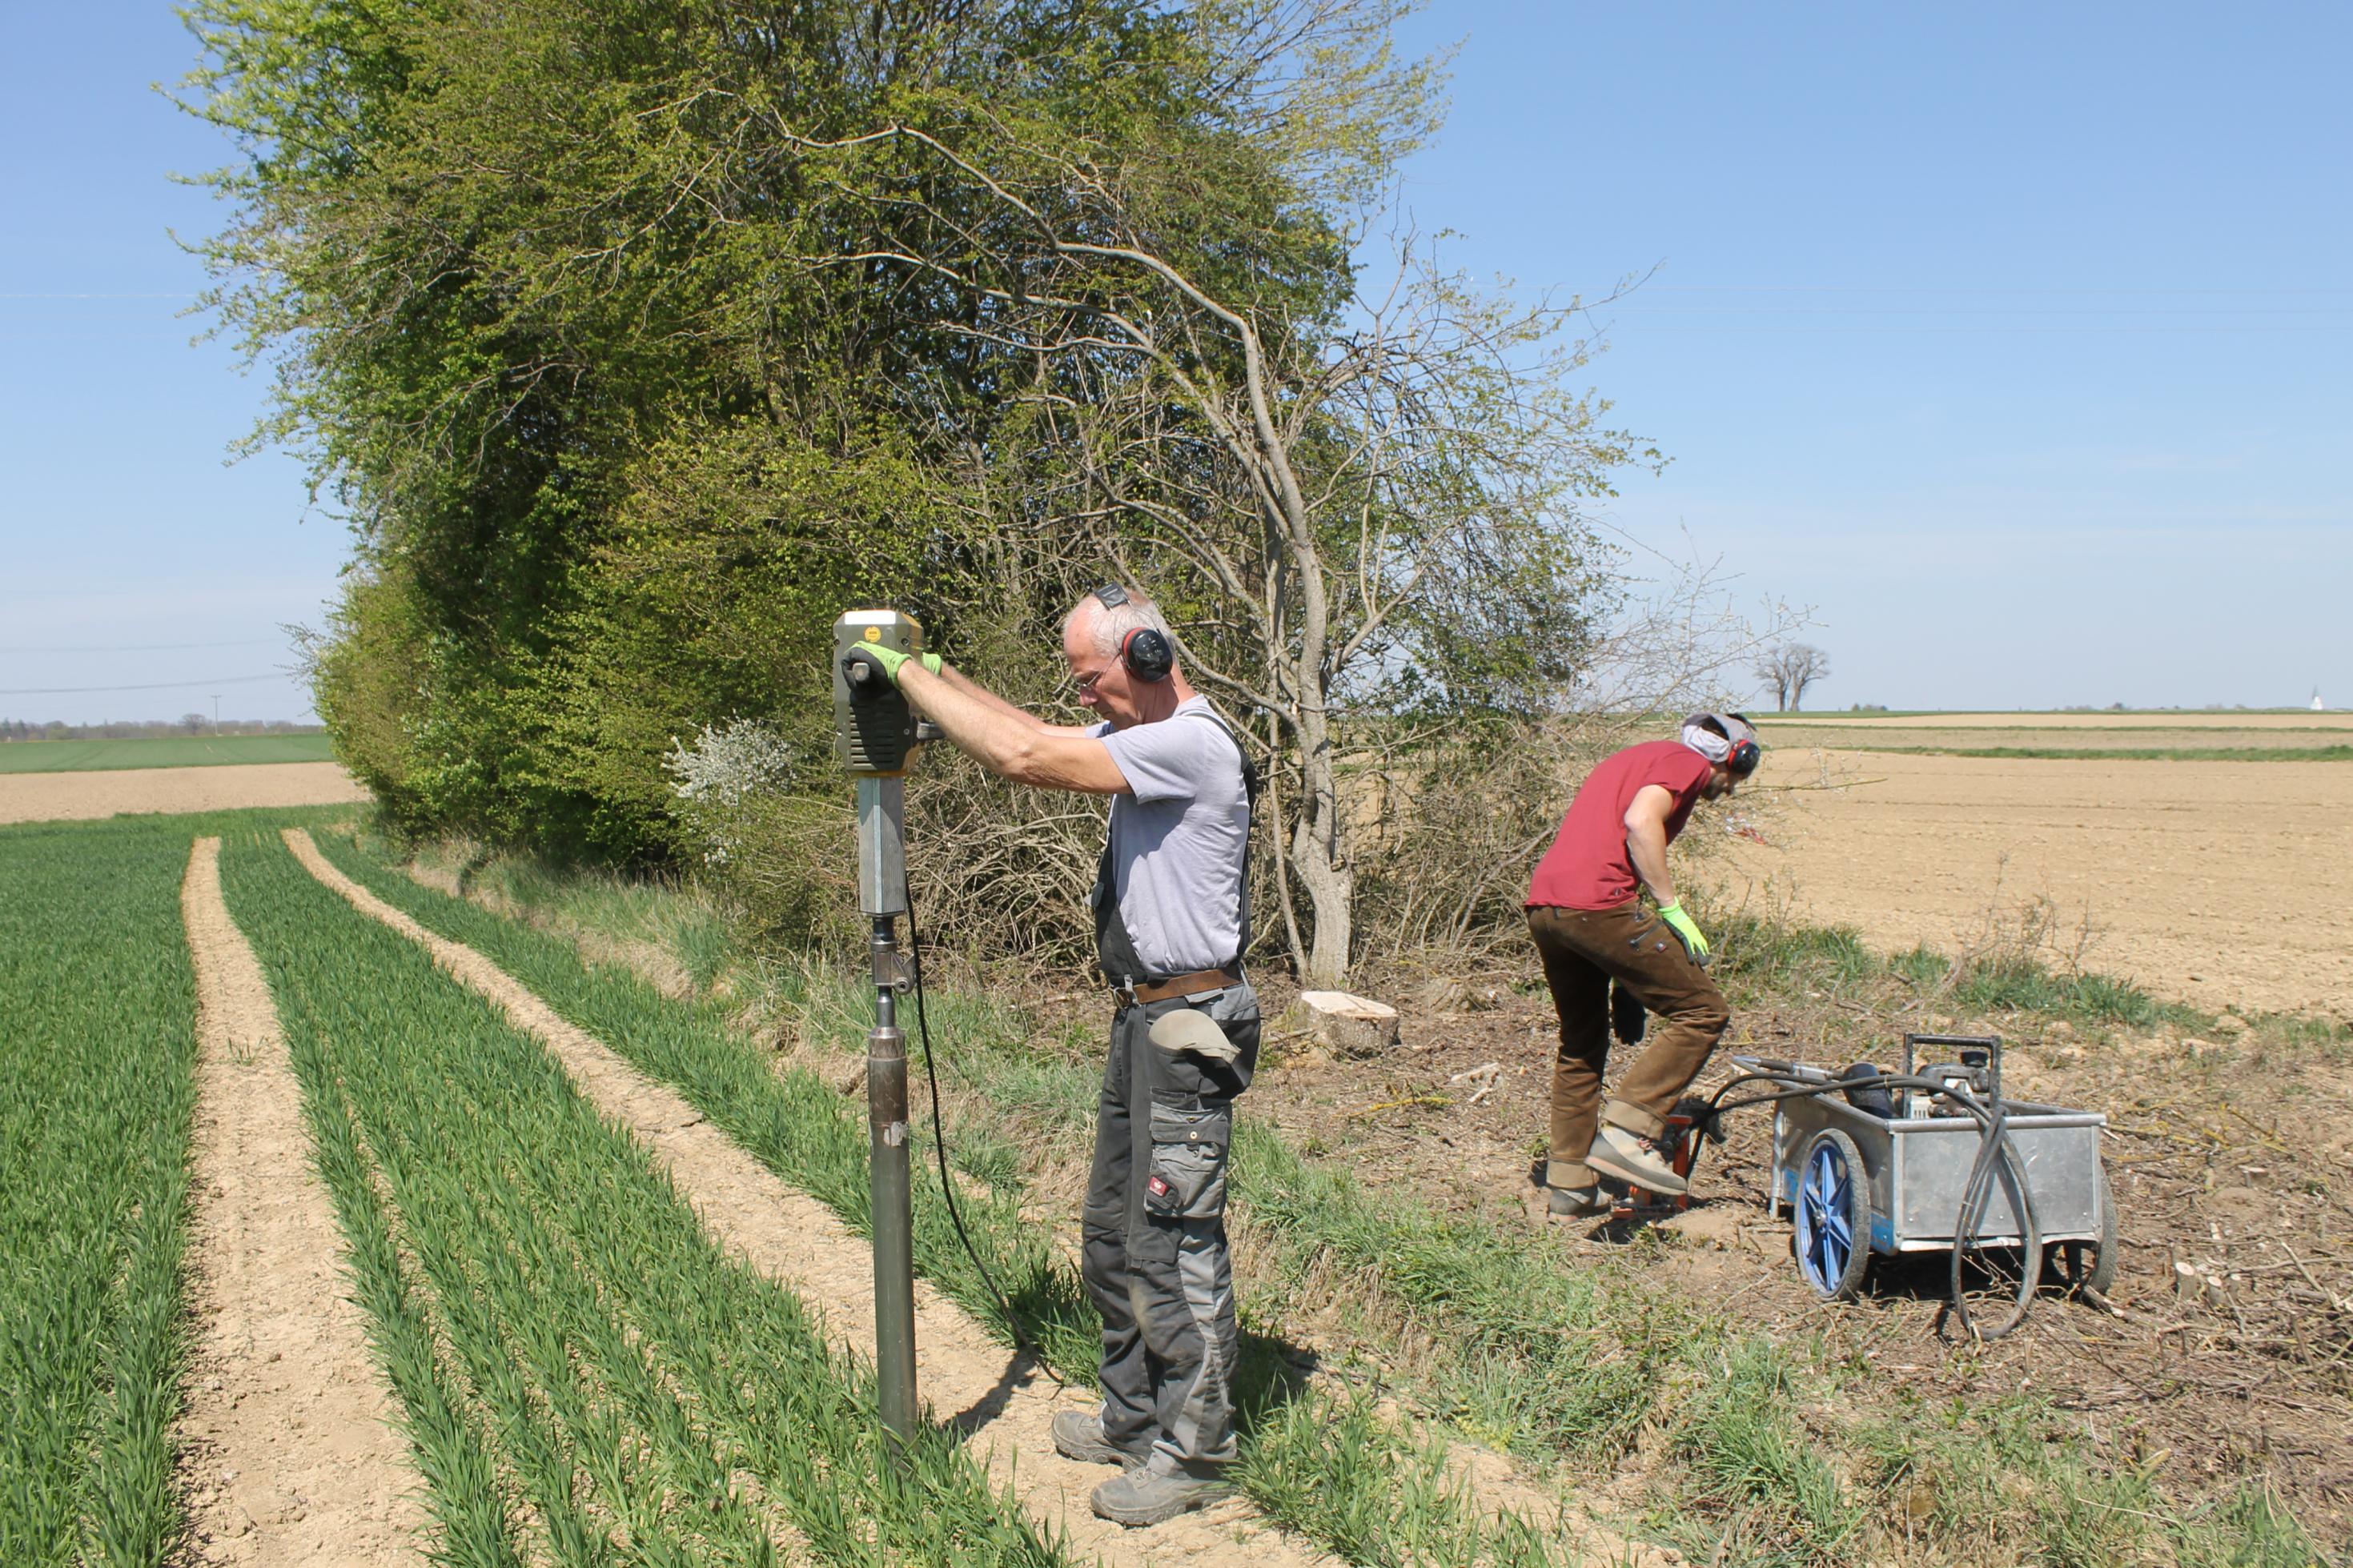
[1527,903,1730,1186]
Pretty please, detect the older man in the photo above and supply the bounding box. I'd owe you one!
[856,585,1255,1528]
[1524,713,1760,1214]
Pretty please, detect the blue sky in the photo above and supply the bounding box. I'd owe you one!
[2,2,2345,723]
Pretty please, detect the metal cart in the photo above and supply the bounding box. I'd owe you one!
[1738,1035,2117,1317]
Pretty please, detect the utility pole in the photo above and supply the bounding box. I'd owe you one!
[211,695,221,733]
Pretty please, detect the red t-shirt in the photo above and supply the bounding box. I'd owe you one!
[1527,740,1715,910]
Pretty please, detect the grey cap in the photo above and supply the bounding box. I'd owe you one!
[1147,1008,1239,1063]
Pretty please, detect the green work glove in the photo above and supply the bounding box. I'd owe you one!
[1656,900,1709,960]
[849,643,942,684]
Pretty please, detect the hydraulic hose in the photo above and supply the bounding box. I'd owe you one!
[1692,1069,2047,1341]
[1940,1085,2042,1341]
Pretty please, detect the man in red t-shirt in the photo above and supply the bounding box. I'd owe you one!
[1524,713,1761,1213]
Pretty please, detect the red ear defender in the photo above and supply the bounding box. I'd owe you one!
[1120,627,1174,682]
[1728,737,1761,776]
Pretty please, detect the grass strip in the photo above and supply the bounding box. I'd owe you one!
[1701,908,2221,1035]
[226,828,1065,1566]
[0,816,201,1566]
[0,734,335,772]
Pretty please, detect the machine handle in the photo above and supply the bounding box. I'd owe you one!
[1902,1033,2002,1101]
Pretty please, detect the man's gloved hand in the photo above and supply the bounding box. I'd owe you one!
[1656,899,1710,960]
[849,643,943,685]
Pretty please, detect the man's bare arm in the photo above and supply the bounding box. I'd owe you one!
[929,664,1059,731]
[897,663,1130,793]
[1623,784,1679,906]
[929,663,1097,737]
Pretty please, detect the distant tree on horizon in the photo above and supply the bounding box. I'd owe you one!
[1755,643,1831,711]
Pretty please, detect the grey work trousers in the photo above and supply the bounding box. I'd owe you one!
[1080,982,1259,1474]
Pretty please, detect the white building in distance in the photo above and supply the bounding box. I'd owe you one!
[2315,687,2328,712]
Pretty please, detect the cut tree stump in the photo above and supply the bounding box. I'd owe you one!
[1295,990,1401,1057]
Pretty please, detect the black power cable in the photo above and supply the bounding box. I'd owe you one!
[898,868,1062,1382]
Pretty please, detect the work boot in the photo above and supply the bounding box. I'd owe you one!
[1052,1410,1150,1469]
[1587,1125,1687,1195]
[1090,1458,1235,1527]
[1542,1159,1609,1217]
[1548,1183,1609,1217]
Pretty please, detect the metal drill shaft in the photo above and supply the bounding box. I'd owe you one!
[853,771,918,1439]
[866,913,917,1439]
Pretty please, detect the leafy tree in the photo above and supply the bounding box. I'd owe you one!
[773,114,1651,981]
[184,0,1651,981]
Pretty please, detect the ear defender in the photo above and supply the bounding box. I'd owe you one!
[1091,583,1174,681]
[1681,712,1761,775]
[1119,627,1174,683]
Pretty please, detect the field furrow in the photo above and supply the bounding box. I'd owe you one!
[285,828,1341,1568]
[0,818,200,1566]
[220,828,1065,1567]
[175,834,425,1566]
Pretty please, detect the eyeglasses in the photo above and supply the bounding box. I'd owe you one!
[1072,661,1116,695]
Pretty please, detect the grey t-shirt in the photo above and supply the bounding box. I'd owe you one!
[1092,696,1249,976]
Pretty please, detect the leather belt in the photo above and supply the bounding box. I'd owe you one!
[1116,968,1242,1008]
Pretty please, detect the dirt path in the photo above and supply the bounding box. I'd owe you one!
[175,836,424,1566]
[0,763,368,825]
[284,828,1338,1568]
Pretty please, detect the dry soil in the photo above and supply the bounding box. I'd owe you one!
[1714,748,2353,1018]
[1764,712,2353,731]
[175,836,423,1566]
[0,762,368,824]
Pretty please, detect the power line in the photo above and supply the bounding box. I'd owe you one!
[0,673,288,696]
[0,291,199,299]
[0,638,283,653]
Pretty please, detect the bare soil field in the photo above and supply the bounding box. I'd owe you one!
[1713,748,2353,1019]
[0,761,369,824]
[1757,721,2349,755]
[1763,712,2353,731]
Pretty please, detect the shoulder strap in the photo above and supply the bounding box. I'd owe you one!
[1190,704,1259,971]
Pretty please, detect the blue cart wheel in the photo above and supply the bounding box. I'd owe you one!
[1793,1128,1872,1300]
